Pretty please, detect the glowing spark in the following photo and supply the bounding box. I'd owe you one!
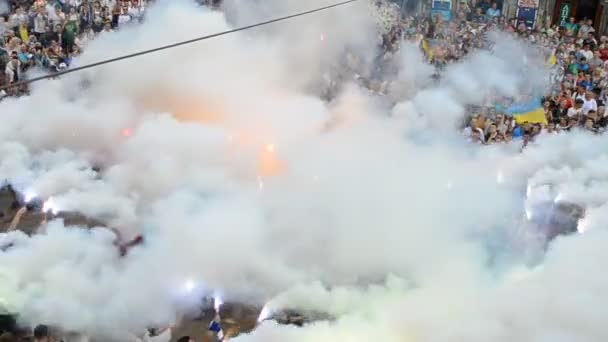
[554,193,563,203]
[42,197,59,215]
[214,293,224,313]
[121,128,133,138]
[257,305,271,323]
[496,170,504,184]
[266,144,275,153]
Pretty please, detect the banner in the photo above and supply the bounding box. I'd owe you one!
[516,0,538,29]
[431,0,452,21]
[558,2,572,27]
[516,6,538,28]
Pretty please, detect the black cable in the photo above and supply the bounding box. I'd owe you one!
[0,0,359,91]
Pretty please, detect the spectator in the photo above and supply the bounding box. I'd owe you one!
[33,324,50,342]
[578,19,594,38]
[564,17,578,36]
[486,2,500,18]
[5,54,20,84]
[582,91,598,114]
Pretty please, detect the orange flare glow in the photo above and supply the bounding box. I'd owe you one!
[121,128,133,138]
[258,143,286,177]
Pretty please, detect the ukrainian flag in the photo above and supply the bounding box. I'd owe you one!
[507,98,547,124]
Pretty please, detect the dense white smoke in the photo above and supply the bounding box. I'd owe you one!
[1,0,607,341]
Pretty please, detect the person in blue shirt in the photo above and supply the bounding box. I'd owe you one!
[578,57,590,73]
[486,2,501,17]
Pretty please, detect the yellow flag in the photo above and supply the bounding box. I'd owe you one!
[19,25,29,43]
[421,39,433,59]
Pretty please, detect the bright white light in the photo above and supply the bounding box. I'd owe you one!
[446,181,453,190]
[257,304,272,323]
[214,293,224,312]
[525,207,533,220]
[577,218,589,234]
[42,197,59,215]
[526,184,532,198]
[183,280,196,293]
[496,170,504,184]
[23,189,38,203]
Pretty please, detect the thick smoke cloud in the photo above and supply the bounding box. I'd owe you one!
[0,0,606,341]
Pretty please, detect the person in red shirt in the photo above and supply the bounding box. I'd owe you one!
[599,43,608,61]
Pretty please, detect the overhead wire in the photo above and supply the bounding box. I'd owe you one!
[0,0,359,91]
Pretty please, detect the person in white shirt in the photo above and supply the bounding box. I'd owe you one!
[118,7,132,25]
[5,57,21,84]
[580,45,593,61]
[582,93,598,115]
[9,7,28,30]
[567,98,584,118]
[572,87,586,101]
[33,10,48,36]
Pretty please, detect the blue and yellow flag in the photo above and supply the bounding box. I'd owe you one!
[507,98,547,124]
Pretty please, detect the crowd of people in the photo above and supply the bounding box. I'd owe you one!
[0,0,159,97]
[452,10,608,146]
[354,0,608,147]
